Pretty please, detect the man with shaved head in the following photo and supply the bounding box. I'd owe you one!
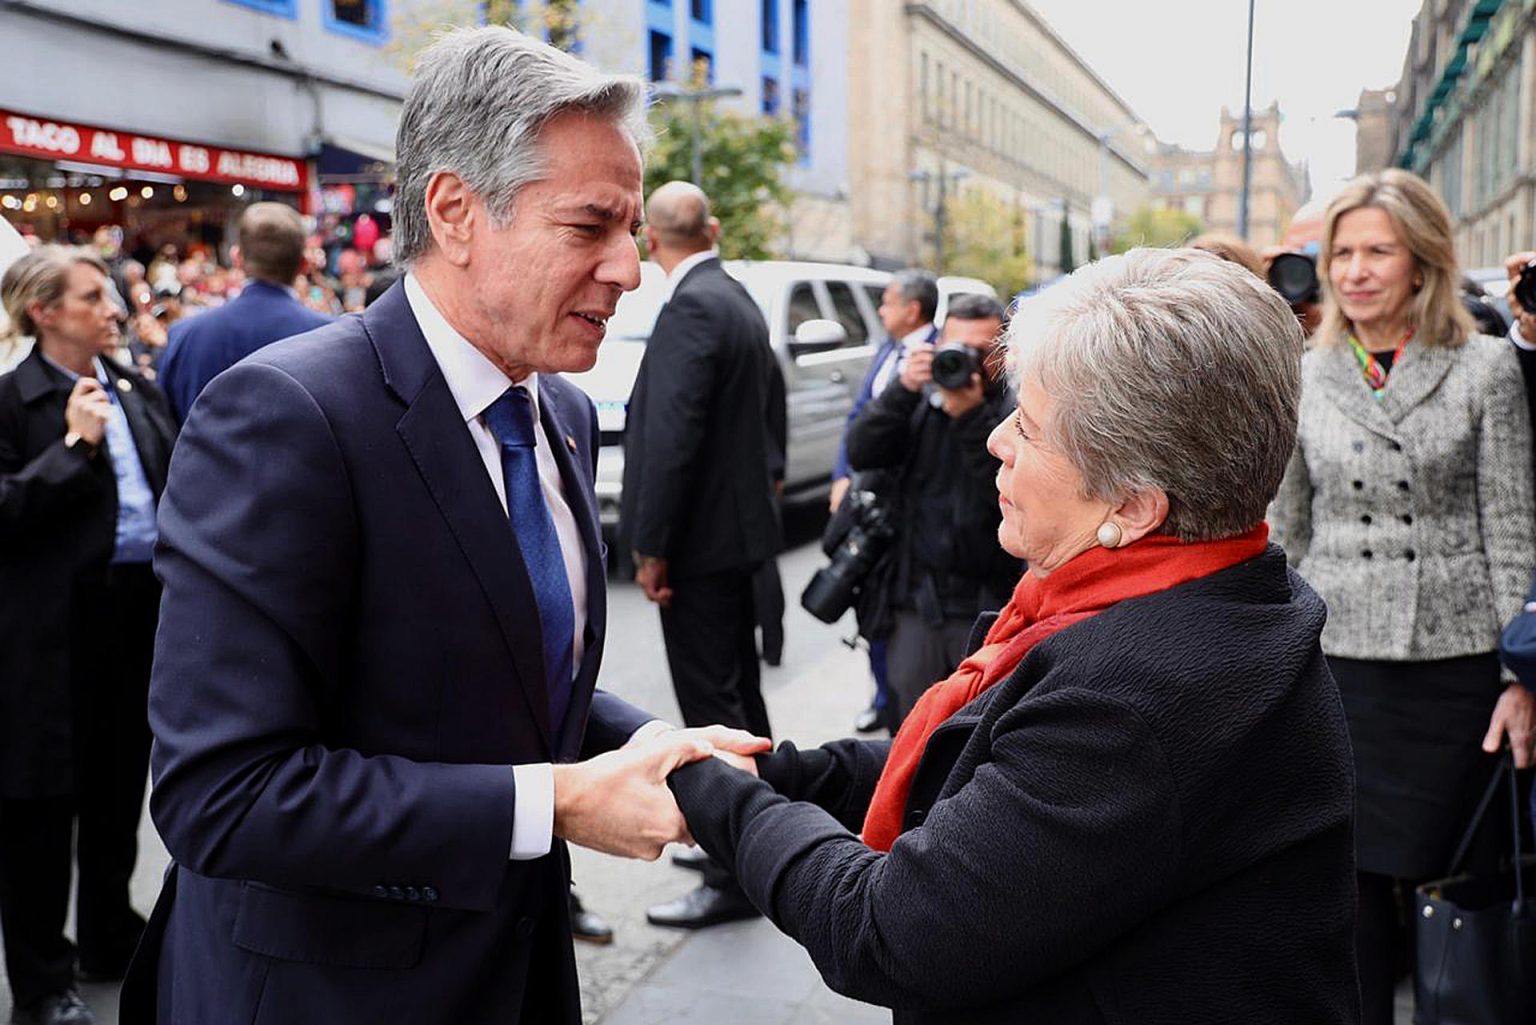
[621,182,785,928]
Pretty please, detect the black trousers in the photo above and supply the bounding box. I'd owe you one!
[0,562,156,1005]
[659,567,772,739]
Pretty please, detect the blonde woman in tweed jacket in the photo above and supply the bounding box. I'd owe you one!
[1269,169,1536,1025]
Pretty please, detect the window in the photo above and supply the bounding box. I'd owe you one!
[324,0,388,44]
[224,0,297,15]
[691,0,711,22]
[648,30,672,82]
[792,0,808,66]
[761,0,778,52]
[921,52,929,123]
[825,283,869,346]
[787,283,820,334]
[793,87,811,157]
[691,48,713,82]
[762,76,780,116]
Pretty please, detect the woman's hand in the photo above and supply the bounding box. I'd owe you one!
[65,377,111,447]
[1482,682,1536,768]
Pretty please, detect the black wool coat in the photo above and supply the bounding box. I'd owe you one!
[670,546,1360,1024]
[0,348,175,797]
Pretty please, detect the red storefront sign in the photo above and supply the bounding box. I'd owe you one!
[0,109,309,192]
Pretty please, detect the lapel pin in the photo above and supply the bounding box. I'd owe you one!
[116,378,132,393]
[565,434,577,453]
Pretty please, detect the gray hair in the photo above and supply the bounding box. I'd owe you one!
[393,26,650,265]
[1005,247,1303,541]
[893,268,939,323]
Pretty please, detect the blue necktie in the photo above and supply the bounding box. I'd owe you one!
[484,386,575,734]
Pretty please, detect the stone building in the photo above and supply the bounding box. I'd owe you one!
[1352,87,1397,175]
[846,0,1152,280]
[1147,103,1310,250]
[1389,0,1536,270]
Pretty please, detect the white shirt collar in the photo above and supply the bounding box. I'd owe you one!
[900,323,935,347]
[659,249,719,303]
[403,271,541,424]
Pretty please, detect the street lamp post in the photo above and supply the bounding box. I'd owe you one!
[651,82,744,186]
[1237,0,1256,241]
[909,163,967,273]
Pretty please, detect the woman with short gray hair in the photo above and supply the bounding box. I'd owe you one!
[667,248,1359,1023]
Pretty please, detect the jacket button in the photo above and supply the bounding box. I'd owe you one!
[372,885,389,899]
[388,885,405,901]
[1401,514,1413,525]
[1405,550,1416,562]
[1362,550,1374,559]
[1397,480,1410,492]
[909,808,927,825]
[1361,514,1372,525]
[1389,441,1403,452]
[1352,480,1364,490]
[404,886,421,902]
[516,916,535,939]
[422,886,439,903]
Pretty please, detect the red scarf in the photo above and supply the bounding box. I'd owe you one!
[861,523,1270,852]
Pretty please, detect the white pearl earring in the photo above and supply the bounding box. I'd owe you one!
[1096,521,1123,548]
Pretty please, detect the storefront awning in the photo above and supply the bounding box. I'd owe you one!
[0,108,309,192]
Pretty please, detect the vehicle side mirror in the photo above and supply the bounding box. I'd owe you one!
[790,319,847,356]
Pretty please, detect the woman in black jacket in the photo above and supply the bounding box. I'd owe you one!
[670,248,1359,1024]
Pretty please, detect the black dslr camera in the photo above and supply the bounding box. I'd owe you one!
[1514,259,1536,315]
[800,488,897,624]
[1268,251,1320,306]
[931,343,981,390]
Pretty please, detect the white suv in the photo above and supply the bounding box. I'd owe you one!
[564,260,995,531]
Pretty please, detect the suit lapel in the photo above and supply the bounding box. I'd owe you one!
[366,285,555,752]
[1312,342,1401,441]
[1376,340,1456,424]
[100,360,174,497]
[538,378,607,756]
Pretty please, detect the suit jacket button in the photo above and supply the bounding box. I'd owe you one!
[422,886,440,902]
[1405,550,1416,562]
[404,886,421,902]
[1397,480,1410,492]
[373,885,389,899]
[1361,514,1372,525]
[516,916,536,938]
[1352,480,1364,490]
[1389,441,1402,452]
[1362,549,1373,559]
[1402,514,1413,525]
[388,885,405,900]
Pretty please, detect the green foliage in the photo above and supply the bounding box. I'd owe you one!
[644,102,797,261]
[940,190,1032,298]
[392,1,586,64]
[1111,205,1203,254]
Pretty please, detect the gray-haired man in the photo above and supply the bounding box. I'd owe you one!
[120,28,763,1025]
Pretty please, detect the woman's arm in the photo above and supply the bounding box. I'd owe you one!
[669,688,1182,1012]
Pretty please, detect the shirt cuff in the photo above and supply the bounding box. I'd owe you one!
[508,762,554,860]
[627,719,675,745]
[1510,320,1536,351]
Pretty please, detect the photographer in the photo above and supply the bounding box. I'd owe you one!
[844,294,1020,724]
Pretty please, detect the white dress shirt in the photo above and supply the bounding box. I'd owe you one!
[404,272,590,860]
[1510,317,1536,352]
[658,248,720,303]
[872,322,937,395]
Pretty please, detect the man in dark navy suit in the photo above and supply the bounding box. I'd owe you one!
[155,202,331,424]
[121,28,764,1025]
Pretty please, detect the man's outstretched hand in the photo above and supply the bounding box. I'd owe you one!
[553,726,770,859]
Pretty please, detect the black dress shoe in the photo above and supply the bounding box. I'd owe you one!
[568,891,613,946]
[669,845,710,872]
[11,990,97,1025]
[646,883,760,929]
[853,704,884,733]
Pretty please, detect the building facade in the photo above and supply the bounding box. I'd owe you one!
[1389,0,1536,270]
[1352,87,1397,175]
[846,0,1151,279]
[0,0,405,250]
[1147,103,1309,250]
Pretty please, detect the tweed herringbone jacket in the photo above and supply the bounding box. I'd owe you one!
[1269,333,1536,665]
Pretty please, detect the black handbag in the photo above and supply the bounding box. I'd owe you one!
[1413,752,1536,1025]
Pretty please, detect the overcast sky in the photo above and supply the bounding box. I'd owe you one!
[1026,0,1424,205]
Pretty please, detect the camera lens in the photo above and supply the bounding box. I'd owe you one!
[932,344,979,390]
[1267,252,1319,306]
[1515,262,1536,316]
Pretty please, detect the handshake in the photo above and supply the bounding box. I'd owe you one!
[550,724,770,860]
